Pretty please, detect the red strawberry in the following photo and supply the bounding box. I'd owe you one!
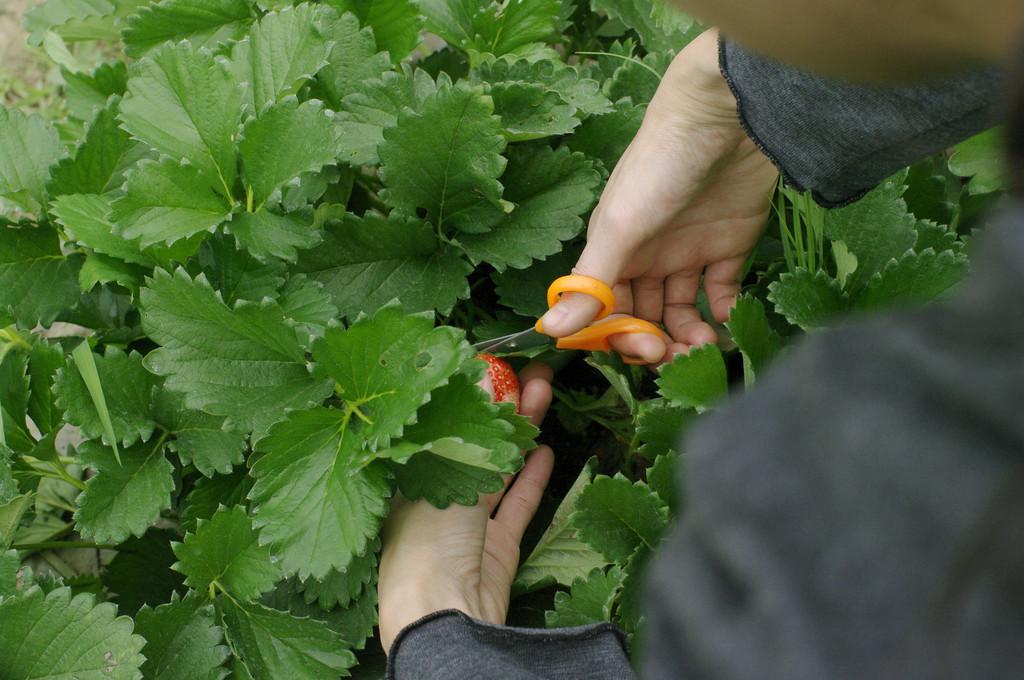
[477,353,520,411]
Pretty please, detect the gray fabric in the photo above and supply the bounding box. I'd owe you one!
[387,609,635,679]
[721,39,1004,206]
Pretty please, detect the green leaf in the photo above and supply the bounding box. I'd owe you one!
[914,219,962,255]
[173,505,280,600]
[0,493,33,550]
[278,274,339,342]
[656,345,728,412]
[492,241,581,317]
[140,267,333,434]
[0,351,29,453]
[155,393,247,477]
[335,65,437,166]
[312,304,474,449]
[566,99,644,172]
[0,225,79,328]
[56,346,159,448]
[571,474,668,563]
[768,268,850,330]
[75,438,175,543]
[27,341,64,436]
[325,0,423,63]
[249,408,393,578]
[48,97,134,197]
[646,450,681,514]
[230,4,334,113]
[472,57,612,117]
[229,209,322,263]
[615,540,652,634]
[219,598,356,679]
[0,549,19,599]
[239,98,341,206]
[0,445,17,505]
[545,566,623,627]
[0,587,145,680]
[460,145,599,270]
[636,397,690,460]
[197,233,287,305]
[824,175,918,292]
[948,127,1007,195]
[604,52,667,105]
[725,295,782,387]
[24,0,119,45]
[379,80,508,233]
[261,570,378,651]
[120,41,242,196]
[181,470,253,532]
[296,211,471,318]
[62,61,127,121]
[111,157,232,248]
[487,81,579,141]
[296,537,379,610]
[68,342,123,464]
[856,248,969,310]
[123,0,257,56]
[79,252,148,292]
[417,0,561,56]
[590,0,700,53]
[314,11,392,110]
[517,459,607,591]
[52,193,166,268]
[102,528,185,615]
[135,593,230,680]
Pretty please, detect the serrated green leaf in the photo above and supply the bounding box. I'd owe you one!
[856,248,969,310]
[0,587,146,680]
[0,225,78,329]
[220,598,356,679]
[27,341,65,436]
[566,98,644,172]
[278,274,339,342]
[173,505,279,599]
[52,193,170,268]
[48,97,134,197]
[121,41,242,197]
[198,232,287,304]
[646,450,680,514]
[75,438,175,543]
[0,107,61,213]
[230,4,335,113]
[312,305,473,449]
[239,98,341,206]
[140,267,333,434]
[0,445,17,505]
[56,346,159,448]
[297,537,379,610]
[314,11,392,110]
[393,451,504,507]
[948,127,1007,195]
[656,344,727,412]
[472,57,612,117]
[24,0,118,45]
[516,458,607,590]
[79,252,147,291]
[636,397,690,460]
[492,241,582,317]
[460,145,599,270]
[379,81,508,233]
[768,268,850,330]
[0,351,30,453]
[112,157,232,248]
[0,549,19,599]
[249,408,393,578]
[102,528,185,614]
[914,219,962,254]
[571,474,668,563]
[590,0,700,53]
[824,175,918,292]
[229,209,322,263]
[260,577,378,650]
[123,0,257,56]
[154,392,247,477]
[136,593,230,680]
[326,0,423,63]
[0,493,33,550]
[181,470,253,532]
[545,565,623,627]
[487,81,579,141]
[296,211,471,318]
[418,0,561,56]
[616,540,652,634]
[725,295,781,387]
[336,65,437,165]
[62,61,127,120]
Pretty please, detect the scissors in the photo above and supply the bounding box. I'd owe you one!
[473,274,667,365]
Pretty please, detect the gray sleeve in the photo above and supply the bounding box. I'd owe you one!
[386,610,636,680]
[640,208,1024,680]
[720,39,1004,206]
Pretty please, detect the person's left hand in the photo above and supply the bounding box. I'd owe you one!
[377,362,555,654]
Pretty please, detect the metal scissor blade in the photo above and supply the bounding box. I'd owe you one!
[473,328,552,354]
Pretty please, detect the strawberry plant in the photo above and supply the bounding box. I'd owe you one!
[0,0,1003,677]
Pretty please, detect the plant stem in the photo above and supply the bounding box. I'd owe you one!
[574,51,663,79]
[13,541,117,551]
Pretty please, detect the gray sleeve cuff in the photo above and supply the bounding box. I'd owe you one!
[387,609,635,680]
[719,37,1003,207]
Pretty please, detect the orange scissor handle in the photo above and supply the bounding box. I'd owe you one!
[553,317,665,354]
[545,275,616,321]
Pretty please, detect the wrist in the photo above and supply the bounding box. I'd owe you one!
[378,579,476,652]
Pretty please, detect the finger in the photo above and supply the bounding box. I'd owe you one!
[664,271,718,348]
[631,276,664,322]
[609,330,668,365]
[539,228,627,338]
[494,447,555,543]
[703,256,747,323]
[518,363,554,427]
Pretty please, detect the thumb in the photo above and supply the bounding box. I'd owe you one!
[538,228,627,337]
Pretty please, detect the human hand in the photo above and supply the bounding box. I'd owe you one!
[377,362,555,654]
[541,29,779,364]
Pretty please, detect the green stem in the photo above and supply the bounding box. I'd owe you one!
[13,541,117,551]
[575,51,663,79]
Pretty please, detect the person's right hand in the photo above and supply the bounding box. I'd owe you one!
[541,29,779,364]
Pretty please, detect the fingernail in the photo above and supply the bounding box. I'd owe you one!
[541,304,567,329]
